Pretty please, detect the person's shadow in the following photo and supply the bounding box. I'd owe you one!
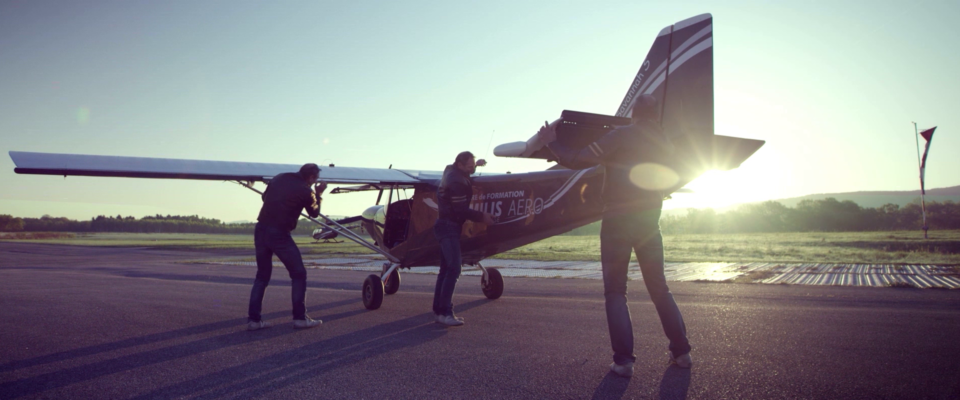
[658,365,691,400]
[590,372,630,400]
[590,364,691,400]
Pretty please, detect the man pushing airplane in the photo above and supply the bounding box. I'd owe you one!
[247,163,326,331]
[539,94,692,376]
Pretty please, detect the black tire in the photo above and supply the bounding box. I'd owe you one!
[362,274,384,310]
[383,268,401,295]
[481,268,504,300]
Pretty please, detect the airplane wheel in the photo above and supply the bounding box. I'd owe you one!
[362,274,384,310]
[481,268,504,300]
[384,268,401,295]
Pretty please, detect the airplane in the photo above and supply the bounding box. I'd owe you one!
[8,13,763,310]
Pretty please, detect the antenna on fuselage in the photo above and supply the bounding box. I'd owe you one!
[479,130,495,176]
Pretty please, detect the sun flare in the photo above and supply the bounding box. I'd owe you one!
[668,166,777,211]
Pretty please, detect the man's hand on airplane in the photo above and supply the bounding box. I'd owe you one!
[537,120,558,145]
[483,212,496,225]
[314,182,328,198]
[476,159,487,167]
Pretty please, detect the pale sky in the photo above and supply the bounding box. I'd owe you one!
[2,0,957,222]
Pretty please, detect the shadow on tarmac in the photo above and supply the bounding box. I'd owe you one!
[590,372,630,400]
[0,298,492,399]
[0,298,364,397]
[658,365,691,400]
[589,363,691,399]
[0,298,360,374]
[126,298,492,399]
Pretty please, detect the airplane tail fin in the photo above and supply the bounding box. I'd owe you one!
[617,14,762,177]
[493,13,762,181]
[493,14,716,162]
[615,13,714,142]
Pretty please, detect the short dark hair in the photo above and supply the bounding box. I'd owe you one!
[299,163,320,180]
[454,151,475,166]
[632,94,659,120]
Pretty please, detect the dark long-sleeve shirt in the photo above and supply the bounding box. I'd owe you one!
[546,119,674,214]
[257,172,321,232]
[437,165,484,225]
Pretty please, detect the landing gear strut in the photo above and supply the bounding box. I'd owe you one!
[383,263,401,295]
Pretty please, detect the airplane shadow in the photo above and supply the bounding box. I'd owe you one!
[658,365,691,400]
[126,298,492,399]
[2,265,369,291]
[115,270,366,291]
[590,371,630,400]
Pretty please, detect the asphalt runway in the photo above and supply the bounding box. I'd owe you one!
[1,243,958,399]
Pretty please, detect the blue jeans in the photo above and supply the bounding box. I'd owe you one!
[248,223,308,321]
[432,219,463,316]
[601,208,690,364]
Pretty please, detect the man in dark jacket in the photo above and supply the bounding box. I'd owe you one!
[433,151,495,326]
[540,95,691,376]
[247,163,326,331]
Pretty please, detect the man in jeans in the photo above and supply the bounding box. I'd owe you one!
[247,163,325,331]
[433,151,495,327]
[540,95,692,376]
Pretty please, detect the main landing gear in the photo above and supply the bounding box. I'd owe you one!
[361,262,505,310]
[480,265,504,300]
[362,263,397,310]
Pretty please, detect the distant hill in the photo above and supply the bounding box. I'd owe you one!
[772,185,960,209]
[663,185,960,217]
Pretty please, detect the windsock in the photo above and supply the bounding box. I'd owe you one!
[919,127,936,194]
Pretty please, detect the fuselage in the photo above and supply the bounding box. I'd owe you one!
[365,167,606,268]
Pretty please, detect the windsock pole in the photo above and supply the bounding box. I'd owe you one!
[913,122,928,239]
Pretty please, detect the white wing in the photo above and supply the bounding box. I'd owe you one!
[9,151,440,185]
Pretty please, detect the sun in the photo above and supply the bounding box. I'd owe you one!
[667,166,778,211]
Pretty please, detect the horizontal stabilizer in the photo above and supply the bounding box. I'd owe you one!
[9,151,439,185]
[494,111,631,161]
[710,135,765,171]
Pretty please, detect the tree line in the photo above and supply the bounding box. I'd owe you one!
[661,198,959,234]
[3,198,958,236]
[565,198,960,235]
[0,214,350,236]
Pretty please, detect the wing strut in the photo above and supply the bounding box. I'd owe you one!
[235,181,400,263]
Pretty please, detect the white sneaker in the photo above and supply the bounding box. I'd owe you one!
[293,317,322,329]
[609,361,634,377]
[671,353,692,369]
[435,313,464,324]
[437,314,464,327]
[247,320,272,331]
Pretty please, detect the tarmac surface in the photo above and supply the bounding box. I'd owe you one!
[1,242,959,399]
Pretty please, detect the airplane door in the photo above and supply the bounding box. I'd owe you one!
[383,199,413,249]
